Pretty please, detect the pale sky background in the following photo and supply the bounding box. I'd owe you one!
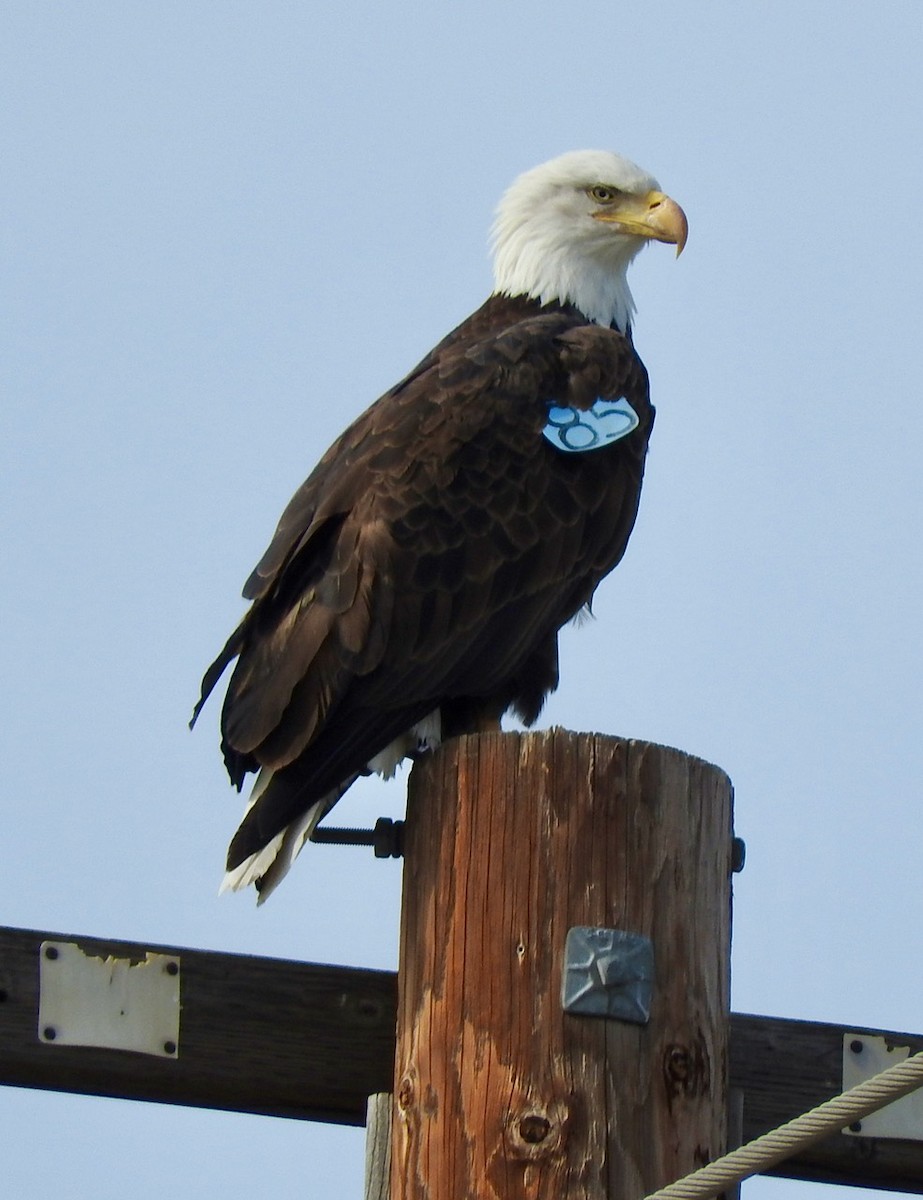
[3,3,922,1197]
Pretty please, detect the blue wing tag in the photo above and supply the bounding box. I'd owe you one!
[542,397,639,453]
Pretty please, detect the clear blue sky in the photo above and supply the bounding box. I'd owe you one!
[2,3,922,1197]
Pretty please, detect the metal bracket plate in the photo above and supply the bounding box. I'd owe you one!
[561,926,654,1023]
[38,940,181,1058]
[843,1034,923,1141]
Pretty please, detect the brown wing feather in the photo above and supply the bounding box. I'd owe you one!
[197,295,653,868]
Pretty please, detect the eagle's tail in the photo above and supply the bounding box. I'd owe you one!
[219,710,442,903]
[219,770,355,904]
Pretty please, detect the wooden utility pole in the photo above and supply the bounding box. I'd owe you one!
[392,730,734,1199]
[6,739,923,1194]
[4,926,923,1192]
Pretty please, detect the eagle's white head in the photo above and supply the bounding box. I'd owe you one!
[491,149,687,333]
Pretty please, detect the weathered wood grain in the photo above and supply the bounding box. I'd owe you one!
[2,933,923,1190]
[365,1093,393,1200]
[0,924,395,1124]
[391,730,734,1199]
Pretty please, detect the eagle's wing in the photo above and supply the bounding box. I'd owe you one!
[194,306,652,874]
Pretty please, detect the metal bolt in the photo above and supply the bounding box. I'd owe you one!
[731,838,746,873]
[44,946,59,960]
[163,1040,177,1055]
[850,1039,863,1054]
[43,1026,56,1040]
[374,817,404,859]
[518,1114,551,1143]
[312,825,375,847]
[850,1121,862,1133]
[165,961,179,976]
[309,818,404,858]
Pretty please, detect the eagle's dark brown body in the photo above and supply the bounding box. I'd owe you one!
[195,293,653,875]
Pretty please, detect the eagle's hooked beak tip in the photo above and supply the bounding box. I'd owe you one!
[593,190,688,256]
[653,194,688,258]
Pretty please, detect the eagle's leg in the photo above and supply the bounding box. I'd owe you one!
[440,696,508,740]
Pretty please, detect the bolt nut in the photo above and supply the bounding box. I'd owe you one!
[373,817,405,859]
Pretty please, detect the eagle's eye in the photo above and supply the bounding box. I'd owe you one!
[588,184,621,204]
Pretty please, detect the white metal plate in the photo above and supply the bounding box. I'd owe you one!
[38,940,180,1057]
[843,1034,923,1141]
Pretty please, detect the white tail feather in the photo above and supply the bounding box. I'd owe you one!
[219,766,339,904]
[367,710,442,777]
[221,710,442,902]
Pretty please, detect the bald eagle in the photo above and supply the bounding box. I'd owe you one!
[193,150,687,900]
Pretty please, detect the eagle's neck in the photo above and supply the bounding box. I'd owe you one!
[491,220,641,332]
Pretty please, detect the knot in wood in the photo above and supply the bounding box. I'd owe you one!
[518,1114,551,1143]
[504,1100,571,1164]
[666,1045,691,1084]
[663,1036,711,1105]
[397,1077,414,1110]
[337,991,383,1026]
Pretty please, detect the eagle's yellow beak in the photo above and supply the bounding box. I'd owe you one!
[593,190,688,257]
